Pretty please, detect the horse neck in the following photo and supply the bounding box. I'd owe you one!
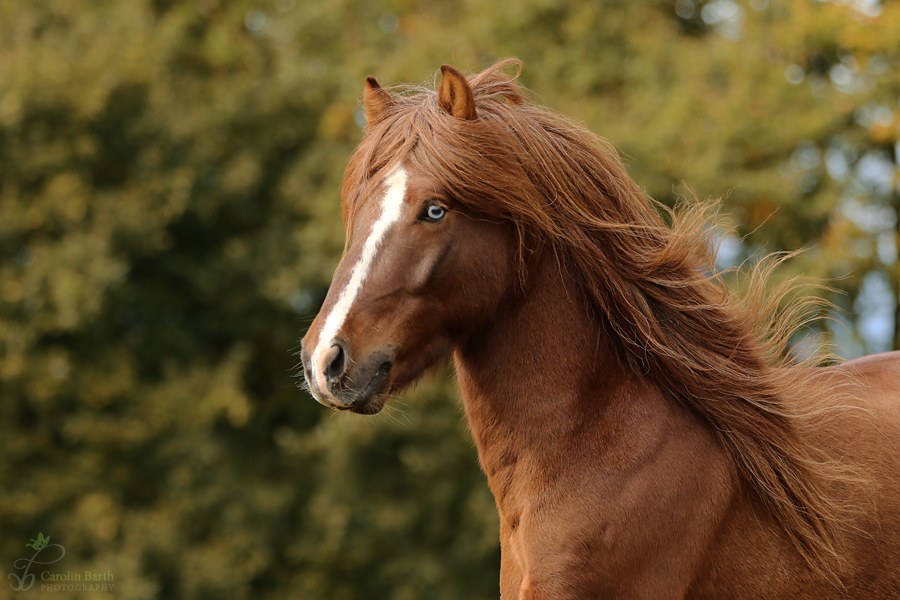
[453,248,699,500]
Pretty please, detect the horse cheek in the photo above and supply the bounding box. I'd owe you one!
[407,237,454,295]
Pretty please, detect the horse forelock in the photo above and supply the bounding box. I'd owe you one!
[340,61,861,580]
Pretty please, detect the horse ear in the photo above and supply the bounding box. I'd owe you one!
[438,65,477,121]
[363,76,393,125]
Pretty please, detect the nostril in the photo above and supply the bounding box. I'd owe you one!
[323,344,346,381]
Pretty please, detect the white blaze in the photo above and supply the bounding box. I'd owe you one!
[312,164,408,397]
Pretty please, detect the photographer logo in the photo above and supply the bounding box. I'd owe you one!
[8,533,114,593]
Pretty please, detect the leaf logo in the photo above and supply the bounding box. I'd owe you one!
[10,533,64,591]
[26,533,49,551]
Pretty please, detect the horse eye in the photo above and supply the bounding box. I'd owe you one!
[422,204,447,223]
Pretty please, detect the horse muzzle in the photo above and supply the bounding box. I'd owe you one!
[302,339,393,415]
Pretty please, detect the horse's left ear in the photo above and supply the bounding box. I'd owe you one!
[438,65,477,121]
[364,76,394,125]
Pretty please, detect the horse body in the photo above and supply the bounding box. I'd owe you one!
[300,60,900,598]
[456,242,900,598]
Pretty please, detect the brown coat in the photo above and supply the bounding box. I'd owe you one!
[301,60,900,599]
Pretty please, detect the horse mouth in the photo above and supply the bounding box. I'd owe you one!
[340,361,392,415]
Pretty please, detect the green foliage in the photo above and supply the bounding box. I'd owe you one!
[0,0,897,598]
[0,2,493,598]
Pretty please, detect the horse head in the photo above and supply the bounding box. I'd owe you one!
[300,65,518,414]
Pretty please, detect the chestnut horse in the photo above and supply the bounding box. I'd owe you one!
[300,60,900,599]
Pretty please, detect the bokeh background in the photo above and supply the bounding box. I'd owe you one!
[1,0,898,598]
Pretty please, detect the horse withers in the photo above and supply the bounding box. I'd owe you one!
[300,60,900,599]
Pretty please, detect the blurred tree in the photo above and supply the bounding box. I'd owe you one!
[0,2,497,599]
[1,1,898,599]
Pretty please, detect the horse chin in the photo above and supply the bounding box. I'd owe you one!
[347,395,387,415]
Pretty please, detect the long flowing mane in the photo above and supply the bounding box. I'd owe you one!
[341,59,856,577]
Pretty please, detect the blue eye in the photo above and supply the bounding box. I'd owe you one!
[422,204,447,223]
